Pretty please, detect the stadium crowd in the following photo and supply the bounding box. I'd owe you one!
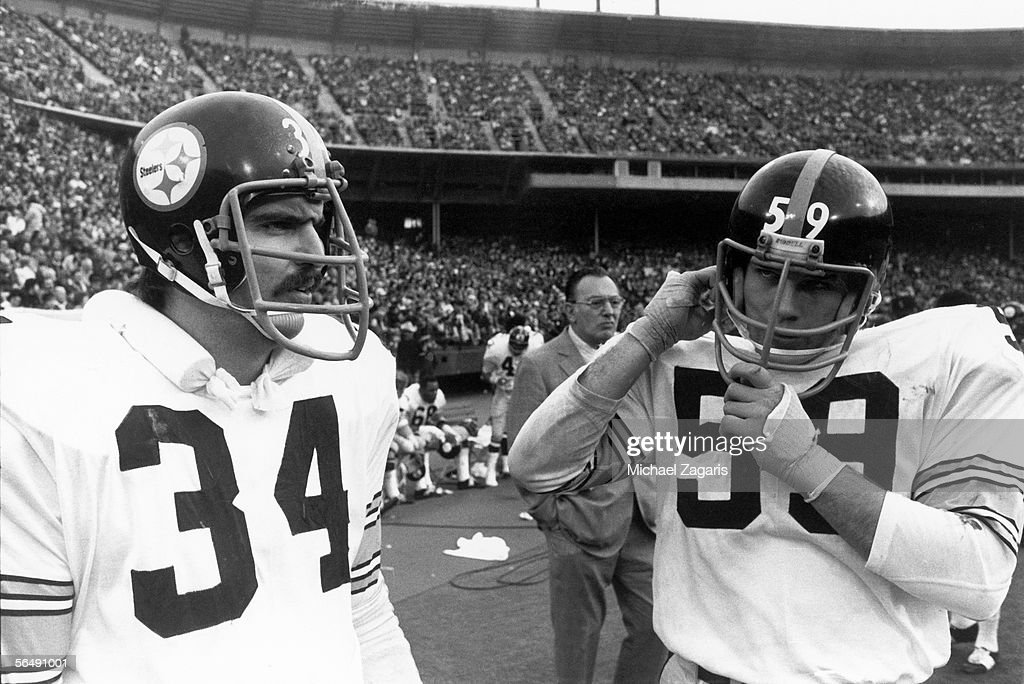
[2,2,1022,351]
[2,97,1022,348]
[41,13,204,123]
[3,2,1022,163]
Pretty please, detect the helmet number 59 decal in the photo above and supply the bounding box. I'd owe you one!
[282,117,311,158]
[763,196,831,238]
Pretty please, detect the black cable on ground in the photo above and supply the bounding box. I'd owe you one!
[381,506,546,588]
[448,549,549,590]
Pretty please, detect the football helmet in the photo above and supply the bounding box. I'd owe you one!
[120,91,370,361]
[508,325,531,355]
[438,426,468,460]
[1002,301,1023,321]
[713,149,893,397]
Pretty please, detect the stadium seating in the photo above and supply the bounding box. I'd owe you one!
[2,1,1022,357]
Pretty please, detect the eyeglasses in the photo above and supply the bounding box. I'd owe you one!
[569,296,625,311]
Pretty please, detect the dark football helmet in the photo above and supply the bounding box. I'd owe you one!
[508,325,531,355]
[713,149,893,396]
[120,91,370,361]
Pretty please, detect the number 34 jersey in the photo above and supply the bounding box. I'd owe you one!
[0,304,400,683]
[625,304,1024,683]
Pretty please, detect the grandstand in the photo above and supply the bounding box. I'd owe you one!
[2,0,1022,372]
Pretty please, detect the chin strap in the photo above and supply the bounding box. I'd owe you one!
[192,219,232,303]
[128,223,233,311]
[127,223,289,343]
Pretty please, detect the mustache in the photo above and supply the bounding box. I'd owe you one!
[271,267,325,296]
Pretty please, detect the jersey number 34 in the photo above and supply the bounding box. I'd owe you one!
[116,396,348,638]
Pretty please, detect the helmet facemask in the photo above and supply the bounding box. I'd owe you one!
[508,325,531,355]
[714,232,878,397]
[712,149,892,398]
[122,92,372,362]
[211,159,370,361]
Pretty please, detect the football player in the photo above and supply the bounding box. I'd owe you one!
[481,322,544,486]
[0,92,420,682]
[384,370,417,509]
[512,149,1024,683]
[398,373,467,495]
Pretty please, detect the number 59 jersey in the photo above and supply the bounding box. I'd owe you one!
[0,304,400,683]
[627,304,1024,683]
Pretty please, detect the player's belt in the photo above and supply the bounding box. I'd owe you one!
[697,666,748,684]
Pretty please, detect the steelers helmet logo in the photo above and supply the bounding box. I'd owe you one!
[133,123,207,211]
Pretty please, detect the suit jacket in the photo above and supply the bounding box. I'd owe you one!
[508,328,641,558]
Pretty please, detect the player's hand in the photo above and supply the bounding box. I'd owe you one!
[645,267,717,341]
[626,267,716,360]
[719,362,785,439]
[721,362,844,497]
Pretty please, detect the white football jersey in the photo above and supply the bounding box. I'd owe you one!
[481,331,544,395]
[618,305,1024,683]
[0,297,400,683]
[398,383,446,433]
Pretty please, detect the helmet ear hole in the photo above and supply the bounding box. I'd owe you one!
[168,224,195,256]
[219,251,245,290]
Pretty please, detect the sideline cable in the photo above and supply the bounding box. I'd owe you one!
[447,548,549,590]
[383,517,549,589]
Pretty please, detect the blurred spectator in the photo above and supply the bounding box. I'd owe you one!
[889,293,920,319]
[935,289,976,308]
[395,321,422,380]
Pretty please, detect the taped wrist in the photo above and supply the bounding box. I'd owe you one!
[625,317,675,361]
[760,383,845,497]
[787,445,846,501]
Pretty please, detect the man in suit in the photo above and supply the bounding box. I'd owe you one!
[508,266,666,684]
